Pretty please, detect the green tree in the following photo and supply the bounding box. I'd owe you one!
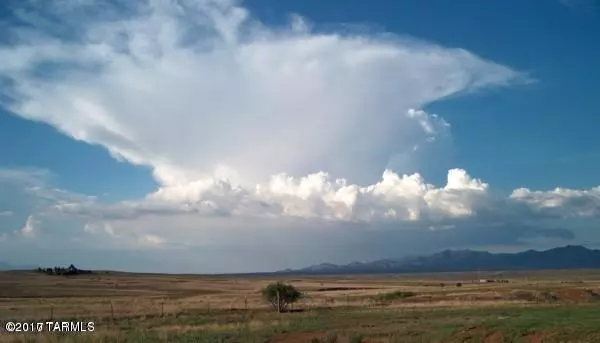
[261,282,302,312]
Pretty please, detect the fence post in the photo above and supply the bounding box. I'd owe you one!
[110,301,114,322]
[161,300,165,318]
[276,291,281,313]
[244,296,248,310]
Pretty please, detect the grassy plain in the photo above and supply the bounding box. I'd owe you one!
[1,269,600,342]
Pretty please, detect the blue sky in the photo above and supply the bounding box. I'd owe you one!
[0,0,599,273]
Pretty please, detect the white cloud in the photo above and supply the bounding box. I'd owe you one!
[511,186,600,218]
[50,168,489,222]
[0,168,52,187]
[3,166,599,273]
[18,215,37,238]
[0,211,13,217]
[138,234,165,246]
[84,222,117,236]
[83,219,169,249]
[51,167,600,227]
[0,0,524,189]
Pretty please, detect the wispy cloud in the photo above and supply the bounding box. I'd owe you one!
[559,0,599,11]
[0,167,53,187]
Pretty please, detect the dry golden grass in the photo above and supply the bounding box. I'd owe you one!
[2,269,600,321]
[1,269,600,342]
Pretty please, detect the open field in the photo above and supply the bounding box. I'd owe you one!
[1,269,600,342]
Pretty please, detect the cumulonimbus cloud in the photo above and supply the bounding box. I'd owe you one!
[10,1,587,266]
[0,0,525,189]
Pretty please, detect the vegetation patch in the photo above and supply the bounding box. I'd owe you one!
[4,270,600,342]
[316,287,374,292]
[36,264,92,276]
[371,290,416,303]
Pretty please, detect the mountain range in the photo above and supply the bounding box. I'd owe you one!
[4,245,599,274]
[278,245,600,275]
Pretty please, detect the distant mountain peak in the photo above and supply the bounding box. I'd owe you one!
[280,245,600,275]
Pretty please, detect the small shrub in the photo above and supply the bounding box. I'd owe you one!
[325,333,338,343]
[511,290,536,301]
[349,332,365,343]
[511,290,558,302]
[585,289,600,300]
[261,282,302,312]
[536,291,558,302]
[311,336,338,343]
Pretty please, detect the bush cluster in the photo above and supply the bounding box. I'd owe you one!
[36,264,92,276]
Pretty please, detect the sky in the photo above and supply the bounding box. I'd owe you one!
[0,0,599,273]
